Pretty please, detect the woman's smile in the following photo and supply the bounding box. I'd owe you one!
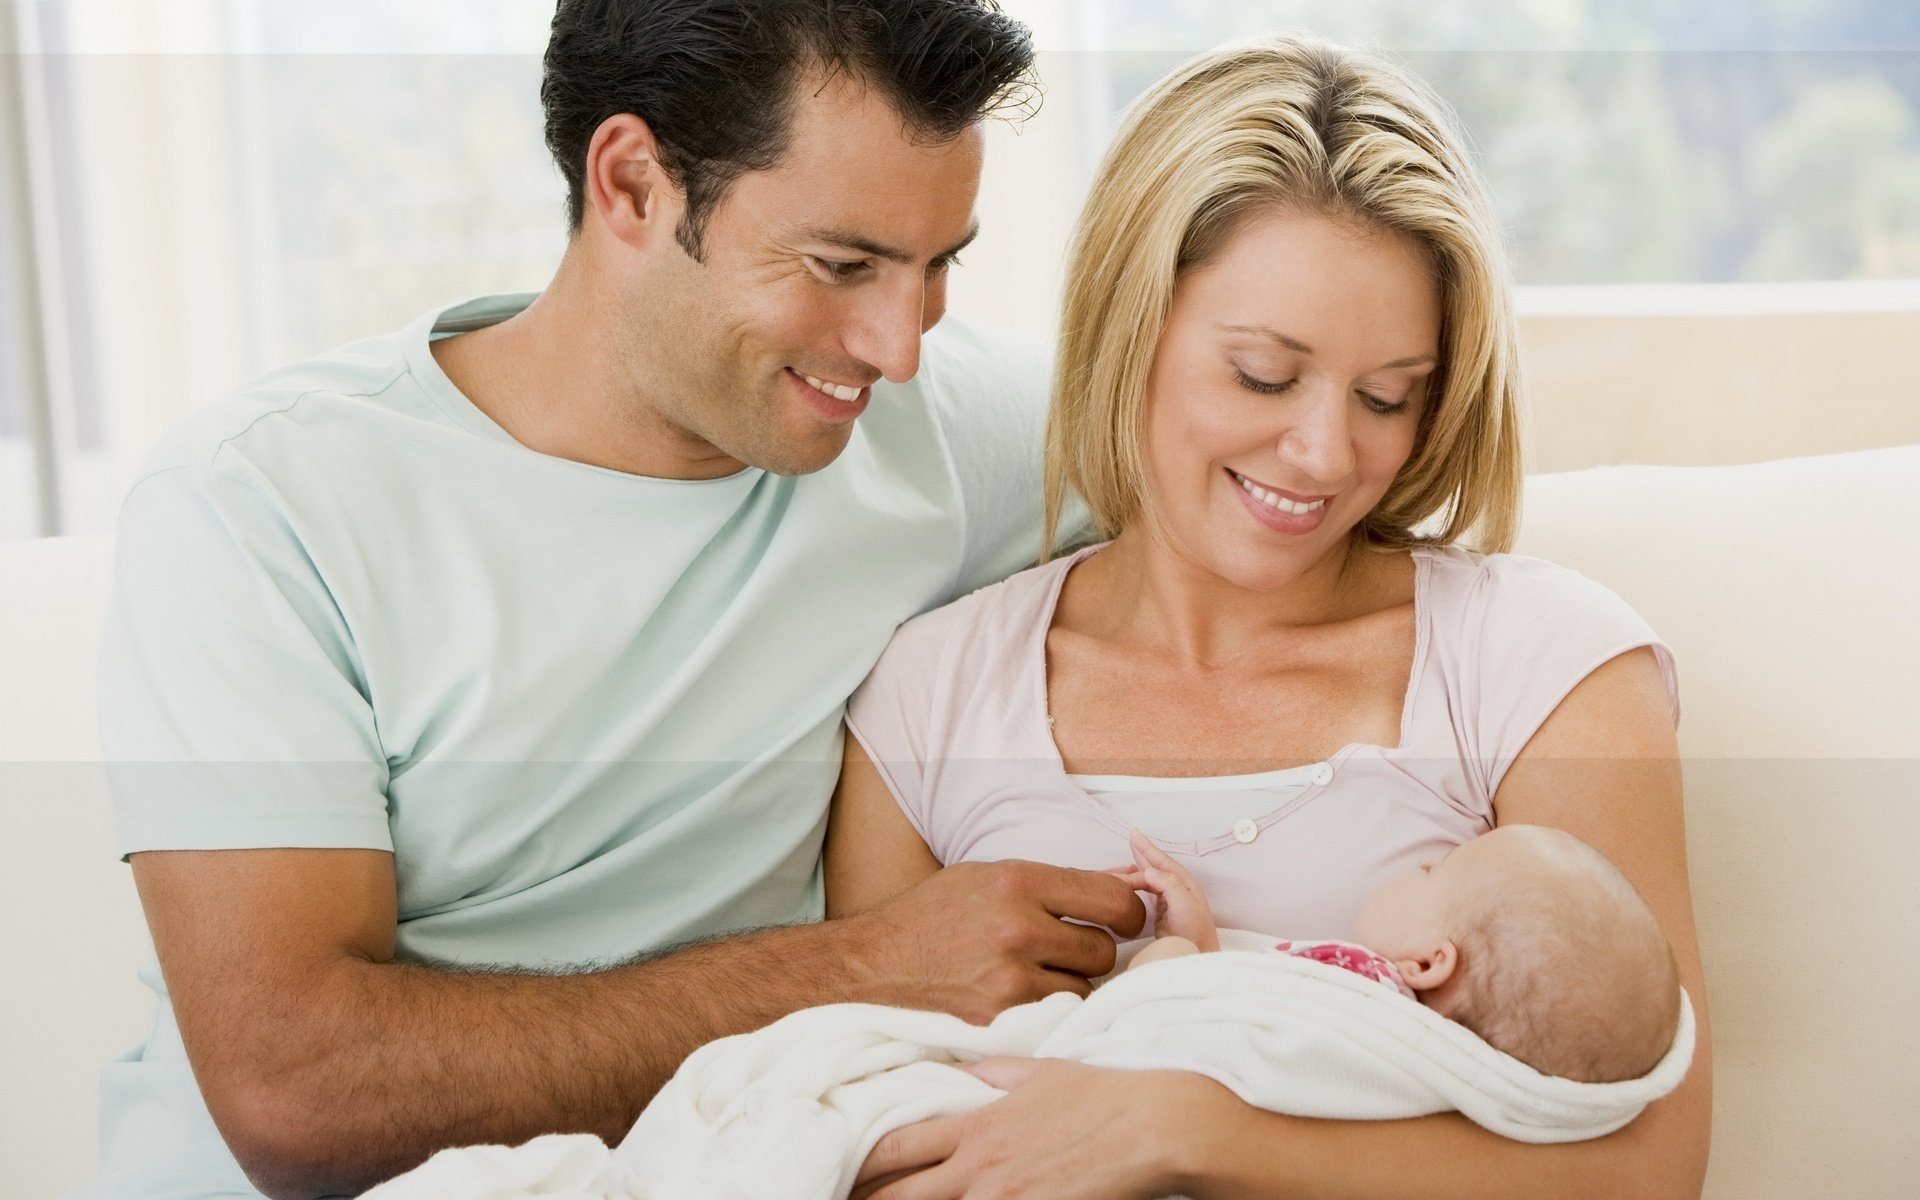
[1226,468,1333,535]
[1140,209,1440,593]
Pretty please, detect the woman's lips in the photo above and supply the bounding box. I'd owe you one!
[1227,469,1334,504]
[1228,468,1333,534]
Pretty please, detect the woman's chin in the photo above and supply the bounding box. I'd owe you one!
[1193,543,1328,596]
[1148,511,1356,595]
[1219,521,1358,592]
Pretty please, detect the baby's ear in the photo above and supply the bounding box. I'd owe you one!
[1397,938,1459,992]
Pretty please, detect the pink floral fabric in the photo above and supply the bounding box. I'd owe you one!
[1273,939,1418,1000]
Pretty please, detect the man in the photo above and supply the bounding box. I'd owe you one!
[82,4,1142,1198]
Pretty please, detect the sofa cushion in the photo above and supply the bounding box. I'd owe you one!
[3,445,1914,1199]
[1515,444,1920,1199]
[0,533,154,1199]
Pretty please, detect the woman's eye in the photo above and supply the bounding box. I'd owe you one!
[810,257,872,283]
[1362,393,1411,416]
[1234,369,1294,396]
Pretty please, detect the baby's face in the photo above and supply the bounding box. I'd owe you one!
[1351,848,1457,961]
[1351,826,1535,959]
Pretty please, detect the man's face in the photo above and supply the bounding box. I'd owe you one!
[632,72,985,477]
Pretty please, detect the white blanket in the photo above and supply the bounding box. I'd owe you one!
[365,937,1696,1200]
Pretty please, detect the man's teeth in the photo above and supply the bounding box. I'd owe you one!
[802,374,863,402]
[1236,474,1327,515]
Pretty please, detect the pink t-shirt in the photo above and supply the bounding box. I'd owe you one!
[845,544,1679,941]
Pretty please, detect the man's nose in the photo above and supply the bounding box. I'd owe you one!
[1275,386,1357,483]
[846,278,927,384]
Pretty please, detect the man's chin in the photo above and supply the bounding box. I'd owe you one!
[740,425,857,477]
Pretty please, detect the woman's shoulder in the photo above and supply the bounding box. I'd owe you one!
[1414,543,1653,635]
[1412,543,1678,731]
[869,551,1083,680]
[847,550,1079,755]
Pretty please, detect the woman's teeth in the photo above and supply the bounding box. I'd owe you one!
[802,373,863,402]
[1236,474,1327,515]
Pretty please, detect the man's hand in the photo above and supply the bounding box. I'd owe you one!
[842,859,1146,1024]
[1109,831,1219,952]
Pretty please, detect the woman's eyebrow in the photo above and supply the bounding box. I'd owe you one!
[1218,323,1437,370]
[1220,323,1314,354]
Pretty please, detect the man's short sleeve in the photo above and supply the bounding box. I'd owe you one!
[100,463,392,857]
[920,321,1094,598]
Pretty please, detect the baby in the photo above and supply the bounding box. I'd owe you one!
[1114,824,1682,1083]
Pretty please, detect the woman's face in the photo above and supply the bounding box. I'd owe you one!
[1138,209,1442,591]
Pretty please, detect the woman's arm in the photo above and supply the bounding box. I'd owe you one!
[1184,647,1712,1198]
[1481,645,1712,1194]
[857,647,1712,1200]
[824,732,944,918]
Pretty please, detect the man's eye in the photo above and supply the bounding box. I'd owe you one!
[929,255,962,275]
[810,258,872,283]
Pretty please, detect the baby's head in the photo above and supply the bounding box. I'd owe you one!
[1351,825,1680,1083]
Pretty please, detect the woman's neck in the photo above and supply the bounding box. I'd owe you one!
[1071,524,1392,669]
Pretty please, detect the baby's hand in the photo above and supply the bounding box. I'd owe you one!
[1108,831,1220,953]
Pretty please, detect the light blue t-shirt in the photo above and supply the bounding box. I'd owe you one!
[83,293,1060,1198]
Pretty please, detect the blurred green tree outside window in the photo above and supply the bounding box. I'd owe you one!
[1095,0,1920,284]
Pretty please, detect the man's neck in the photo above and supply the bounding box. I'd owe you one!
[429,252,745,480]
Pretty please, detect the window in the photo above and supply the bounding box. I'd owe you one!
[1042,0,1920,284]
[6,0,1916,539]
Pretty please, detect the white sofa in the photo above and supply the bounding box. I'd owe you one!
[3,446,1916,1200]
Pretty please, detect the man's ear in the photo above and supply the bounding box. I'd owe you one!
[583,113,680,251]
[1396,938,1459,992]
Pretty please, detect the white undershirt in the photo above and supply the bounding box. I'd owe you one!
[1069,761,1333,842]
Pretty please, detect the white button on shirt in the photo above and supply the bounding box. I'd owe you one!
[1071,760,1337,845]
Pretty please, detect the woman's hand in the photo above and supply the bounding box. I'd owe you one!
[1109,831,1220,952]
[852,1058,1224,1200]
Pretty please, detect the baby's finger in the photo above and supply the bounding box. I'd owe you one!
[1144,865,1201,897]
[1129,830,1184,873]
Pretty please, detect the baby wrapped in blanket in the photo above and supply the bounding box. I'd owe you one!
[1119,823,1685,1085]
[364,825,1693,1200]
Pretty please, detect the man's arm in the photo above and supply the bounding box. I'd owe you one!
[138,841,1143,1200]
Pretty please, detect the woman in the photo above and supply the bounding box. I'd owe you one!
[827,34,1711,1200]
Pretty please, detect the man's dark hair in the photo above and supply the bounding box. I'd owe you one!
[541,0,1037,256]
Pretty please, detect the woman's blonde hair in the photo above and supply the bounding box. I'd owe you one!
[1042,34,1524,559]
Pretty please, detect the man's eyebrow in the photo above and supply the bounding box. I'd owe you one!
[1220,323,1437,370]
[801,221,980,266]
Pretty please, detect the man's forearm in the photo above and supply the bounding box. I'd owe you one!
[224,918,872,1199]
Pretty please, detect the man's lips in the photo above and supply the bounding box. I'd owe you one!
[790,368,876,402]
[786,368,872,423]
